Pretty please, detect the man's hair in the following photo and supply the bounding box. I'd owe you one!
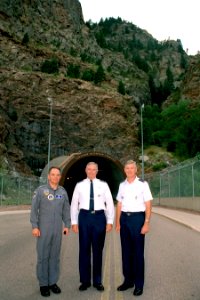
[86,161,98,170]
[124,160,137,167]
[48,166,61,174]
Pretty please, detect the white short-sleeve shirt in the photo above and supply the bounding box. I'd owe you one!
[116,177,153,212]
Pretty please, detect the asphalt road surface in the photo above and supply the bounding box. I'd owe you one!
[0,212,200,300]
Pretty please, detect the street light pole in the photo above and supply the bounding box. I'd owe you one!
[47,97,52,178]
[141,103,144,180]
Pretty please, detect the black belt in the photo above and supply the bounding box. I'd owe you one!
[80,209,104,215]
[122,211,144,216]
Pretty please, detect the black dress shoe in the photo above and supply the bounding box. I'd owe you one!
[40,286,50,297]
[117,282,134,291]
[79,283,91,291]
[133,287,143,296]
[49,283,61,294]
[93,283,104,291]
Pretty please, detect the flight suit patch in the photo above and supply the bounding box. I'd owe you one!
[48,194,54,201]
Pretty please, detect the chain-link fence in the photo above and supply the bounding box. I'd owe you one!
[146,156,200,206]
[1,156,200,208]
[0,172,40,206]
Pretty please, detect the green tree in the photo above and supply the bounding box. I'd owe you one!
[118,80,126,95]
[158,100,190,155]
[95,31,106,48]
[66,64,80,78]
[175,108,200,157]
[41,58,59,74]
[141,104,163,147]
[94,64,106,84]
[22,32,29,45]
[163,65,174,96]
[132,54,149,72]
[82,69,95,81]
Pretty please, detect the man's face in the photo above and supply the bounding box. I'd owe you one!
[48,168,61,186]
[85,164,98,180]
[124,163,137,178]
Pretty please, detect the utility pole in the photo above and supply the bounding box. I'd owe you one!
[141,103,144,180]
[47,97,53,180]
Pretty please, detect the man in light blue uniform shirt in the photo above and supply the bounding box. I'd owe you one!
[116,160,153,297]
[30,166,71,297]
[71,162,114,292]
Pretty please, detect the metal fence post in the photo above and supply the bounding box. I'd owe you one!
[0,174,3,206]
[192,164,194,198]
[17,177,20,205]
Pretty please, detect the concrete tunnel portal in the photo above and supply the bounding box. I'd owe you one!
[46,152,125,202]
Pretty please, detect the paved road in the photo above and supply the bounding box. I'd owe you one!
[0,212,200,300]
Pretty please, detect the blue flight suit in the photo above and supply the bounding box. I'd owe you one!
[30,184,70,286]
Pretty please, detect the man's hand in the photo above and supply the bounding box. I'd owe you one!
[141,222,150,235]
[63,227,69,235]
[115,223,120,232]
[32,228,40,237]
[106,224,113,232]
[72,224,79,233]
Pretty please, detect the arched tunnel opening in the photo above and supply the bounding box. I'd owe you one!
[58,152,125,202]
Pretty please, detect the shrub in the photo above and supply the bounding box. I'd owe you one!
[118,80,126,95]
[82,69,95,81]
[41,58,59,74]
[66,63,80,78]
[22,33,29,45]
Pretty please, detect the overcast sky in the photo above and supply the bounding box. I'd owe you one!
[79,0,199,55]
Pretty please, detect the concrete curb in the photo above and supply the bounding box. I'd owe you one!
[152,207,200,233]
[0,210,30,216]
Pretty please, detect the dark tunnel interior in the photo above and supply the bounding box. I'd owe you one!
[62,155,125,203]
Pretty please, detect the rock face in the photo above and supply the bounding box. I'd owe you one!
[0,0,199,175]
[0,68,139,174]
[181,56,200,102]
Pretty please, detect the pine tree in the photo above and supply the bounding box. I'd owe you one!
[94,65,105,84]
[118,80,126,95]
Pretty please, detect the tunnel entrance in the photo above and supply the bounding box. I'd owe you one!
[42,152,125,202]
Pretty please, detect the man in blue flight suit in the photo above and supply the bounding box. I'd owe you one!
[30,166,71,297]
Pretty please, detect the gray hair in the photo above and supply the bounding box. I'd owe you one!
[86,161,98,170]
[124,160,137,167]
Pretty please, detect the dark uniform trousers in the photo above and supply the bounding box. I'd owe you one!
[120,211,145,289]
[78,209,106,285]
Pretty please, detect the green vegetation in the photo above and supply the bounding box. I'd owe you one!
[65,62,105,85]
[142,101,200,160]
[118,80,126,95]
[152,162,168,171]
[148,66,175,107]
[81,69,95,81]
[66,63,80,78]
[22,32,29,45]
[94,64,106,84]
[41,58,60,74]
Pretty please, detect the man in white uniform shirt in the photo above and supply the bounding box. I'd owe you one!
[71,162,114,292]
[116,160,152,296]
